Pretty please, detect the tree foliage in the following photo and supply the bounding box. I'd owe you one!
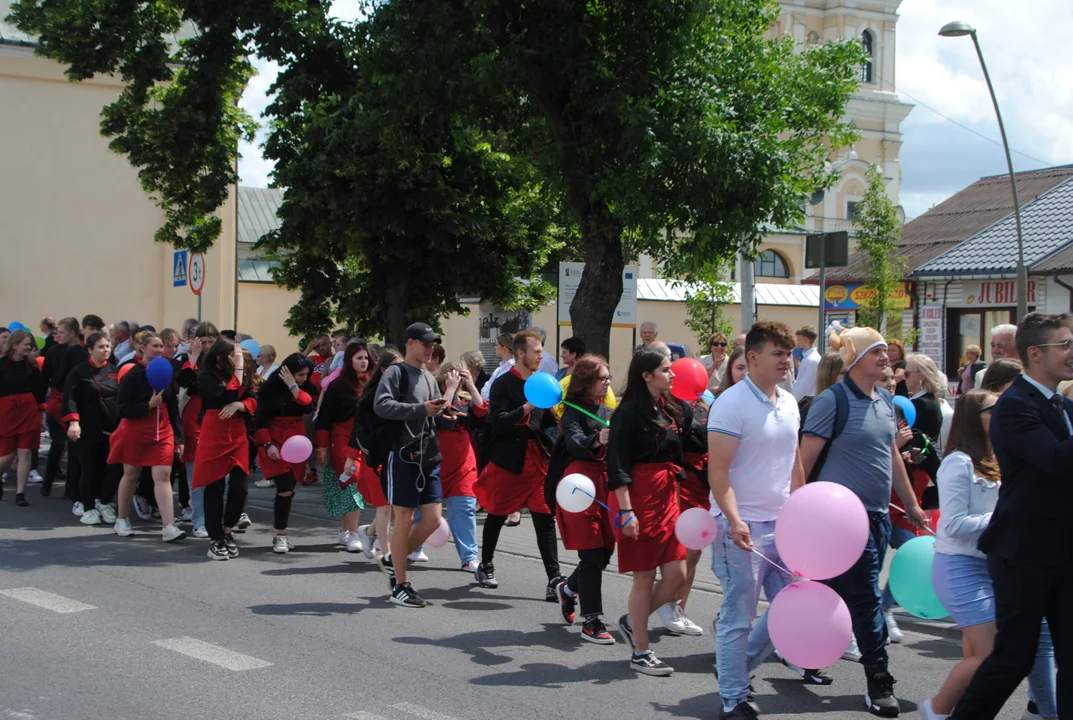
[854,164,909,334]
[675,259,736,349]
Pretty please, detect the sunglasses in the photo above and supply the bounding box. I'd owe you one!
[711,341,728,348]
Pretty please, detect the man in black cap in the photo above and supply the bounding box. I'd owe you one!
[373,322,461,607]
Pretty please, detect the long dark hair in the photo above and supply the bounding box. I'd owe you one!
[203,337,236,381]
[620,348,683,429]
[944,389,1000,482]
[365,346,402,391]
[263,353,314,391]
[565,355,609,406]
[340,341,372,394]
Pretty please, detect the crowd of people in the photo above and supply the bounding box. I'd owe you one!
[0,311,1068,720]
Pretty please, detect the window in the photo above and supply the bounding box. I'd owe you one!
[859,30,874,84]
[754,250,789,278]
[847,201,859,221]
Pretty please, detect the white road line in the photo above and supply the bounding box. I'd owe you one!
[151,637,273,671]
[344,713,391,720]
[393,703,465,720]
[0,587,96,614]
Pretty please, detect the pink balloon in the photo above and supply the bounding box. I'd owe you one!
[769,581,852,669]
[426,517,451,548]
[775,481,868,580]
[674,507,719,550]
[280,435,313,464]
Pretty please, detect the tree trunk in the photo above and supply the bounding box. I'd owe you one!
[569,203,624,360]
[382,270,412,347]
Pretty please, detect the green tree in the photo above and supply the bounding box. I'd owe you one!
[854,164,909,334]
[666,258,735,349]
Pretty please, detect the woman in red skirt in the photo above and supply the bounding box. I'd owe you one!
[550,355,616,645]
[109,331,186,541]
[607,348,688,676]
[252,353,317,554]
[0,330,46,506]
[346,348,402,560]
[175,321,219,538]
[194,338,258,561]
[436,361,485,571]
[315,341,372,553]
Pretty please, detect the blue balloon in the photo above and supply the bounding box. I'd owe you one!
[524,372,563,409]
[892,395,916,427]
[239,338,261,360]
[8,321,25,332]
[701,390,716,406]
[146,357,174,392]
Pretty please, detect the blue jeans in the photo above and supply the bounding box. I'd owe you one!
[185,462,205,530]
[825,511,891,673]
[710,517,790,708]
[445,495,479,565]
[880,525,917,611]
[1027,620,1057,718]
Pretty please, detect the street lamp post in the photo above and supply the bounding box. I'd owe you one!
[939,21,1028,321]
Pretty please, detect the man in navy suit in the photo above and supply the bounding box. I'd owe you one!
[948,312,1072,719]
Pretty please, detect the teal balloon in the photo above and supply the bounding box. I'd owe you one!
[892,395,916,427]
[524,372,563,409]
[889,536,948,620]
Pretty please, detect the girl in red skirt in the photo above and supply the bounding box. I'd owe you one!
[0,330,46,506]
[194,338,258,561]
[607,349,688,676]
[549,355,616,645]
[175,321,220,538]
[252,353,317,554]
[109,331,186,541]
[346,348,402,559]
[435,361,485,571]
[315,341,372,553]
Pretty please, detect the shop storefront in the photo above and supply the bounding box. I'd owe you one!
[822,281,914,334]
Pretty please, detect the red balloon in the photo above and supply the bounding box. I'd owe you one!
[670,358,708,401]
[924,508,941,536]
[118,363,134,382]
[35,356,45,371]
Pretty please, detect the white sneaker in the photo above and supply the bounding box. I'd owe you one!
[843,635,863,662]
[254,479,274,488]
[657,601,689,635]
[338,530,350,547]
[357,525,377,560]
[181,506,193,522]
[114,517,134,537]
[408,550,429,563]
[28,470,43,484]
[236,513,252,530]
[272,535,290,554]
[80,509,103,525]
[676,606,704,636]
[919,697,948,720]
[72,501,85,517]
[162,524,187,543]
[95,501,118,524]
[884,610,904,644]
[461,560,480,573]
[133,496,152,520]
[192,526,209,539]
[344,532,363,554]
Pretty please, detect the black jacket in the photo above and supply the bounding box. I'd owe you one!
[484,370,556,474]
[61,360,119,440]
[607,398,686,491]
[909,392,943,480]
[116,362,184,444]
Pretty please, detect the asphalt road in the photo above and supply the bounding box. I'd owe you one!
[0,474,1034,720]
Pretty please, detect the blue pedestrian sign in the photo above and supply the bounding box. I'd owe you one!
[173,250,188,287]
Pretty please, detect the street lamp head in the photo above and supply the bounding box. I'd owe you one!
[939,21,976,37]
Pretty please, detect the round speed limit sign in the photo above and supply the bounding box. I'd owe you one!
[188,253,206,296]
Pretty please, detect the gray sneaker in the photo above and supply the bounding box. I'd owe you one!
[162,524,187,543]
[114,517,134,537]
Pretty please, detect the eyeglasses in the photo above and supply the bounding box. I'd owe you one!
[711,342,727,348]
[598,375,613,383]
[1036,341,1073,352]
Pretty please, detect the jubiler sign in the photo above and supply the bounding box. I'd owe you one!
[963,280,1037,307]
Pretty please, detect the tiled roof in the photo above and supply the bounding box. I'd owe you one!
[237,186,283,245]
[1031,243,1073,274]
[917,176,1073,277]
[815,165,1073,283]
[638,278,819,307]
[237,259,279,283]
[1,0,197,50]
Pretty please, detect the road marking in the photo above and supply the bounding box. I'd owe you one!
[344,713,390,720]
[0,588,96,614]
[393,703,465,720]
[151,637,273,671]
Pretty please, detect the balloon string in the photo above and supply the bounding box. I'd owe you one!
[156,407,160,442]
[889,503,936,536]
[570,486,609,511]
[562,402,610,427]
[751,547,799,580]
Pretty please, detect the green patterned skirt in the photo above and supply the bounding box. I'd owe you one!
[321,464,365,517]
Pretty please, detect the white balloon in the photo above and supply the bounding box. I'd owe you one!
[556,474,596,513]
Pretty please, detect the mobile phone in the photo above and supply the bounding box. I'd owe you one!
[431,398,447,405]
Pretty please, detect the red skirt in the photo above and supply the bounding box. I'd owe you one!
[357,460,388,506]
[328,418,354,476]
[608,462,686,573]
[256,416,308,483]
[0,393,41,441]
[556,460,614,551]
[46,392,64,425]
[191,410,250,489]
[0,431,40,456]
[108,410,174,467]
[179,395,202,464]
[678,451,711,511]
[475,440,550,516]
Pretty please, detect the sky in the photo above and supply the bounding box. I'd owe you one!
[237,0,1073,221]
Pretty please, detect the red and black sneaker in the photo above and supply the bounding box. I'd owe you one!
[581,617,616,645]
[555,580,576,625]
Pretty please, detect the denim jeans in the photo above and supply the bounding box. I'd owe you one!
[185,462,206,530]
[1027,620,1057,718]
[710,517,790,708]
[880,525,917,611]
[825,511,891,673]
[445,495,478,566]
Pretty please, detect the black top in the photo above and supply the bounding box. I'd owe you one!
[315,380,359,432]
[197,372,245,415]
[116,362,184,444]
[62,361,119,439]
[251,376,317,432]
[607,398,685,491]
[909,392,943,479]
[474,368,491,393]
[51,343,87,391]
[892,360,909,397]
[0,358,45,403]
[682,400,707,455]
[560,403,614,462]
[484,370,556,474]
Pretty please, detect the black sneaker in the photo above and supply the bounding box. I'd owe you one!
[223,533,239,558]
[719,700,760,720]
[1026,701,1040,718]
[378,553,396,590]
[617,613,635,651]
[475,561,498,588]
[206,540,230,561]
[864,670,900,717]
[555,581,576,624]
[631,650,673,676]
[390,582,428,608]
[40,481,52,497]
[581,617,615,645]
[545,575,565,602]
[15,493,29,507]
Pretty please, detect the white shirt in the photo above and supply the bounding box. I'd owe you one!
[330,350,345,372]
[257,363,280,379]
[119,351,137,365]
[938,398,954,455]
[974,366,987,390]
[707,376,800,522]
[1020,373,1073,433]
[701,354,729,392]
[934,451,999,559]
[481,358,515,401]
[792,347,821,401]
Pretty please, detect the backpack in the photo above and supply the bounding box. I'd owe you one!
[806,383,850,484]
[352,385,402,470]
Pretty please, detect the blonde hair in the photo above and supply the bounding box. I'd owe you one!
[906,353,944,395]
[460,350,485,371]
[815,352,845,395]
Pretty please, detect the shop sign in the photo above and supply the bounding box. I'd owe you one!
[919,305,944,367]
[824,282,913,310]
[963,280,1037,307]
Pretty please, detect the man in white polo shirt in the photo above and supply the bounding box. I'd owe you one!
[707,320,827,720]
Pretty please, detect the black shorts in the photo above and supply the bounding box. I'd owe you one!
[384,452,442,509]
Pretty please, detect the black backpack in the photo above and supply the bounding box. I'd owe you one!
[351,387,401,470]
[806,382,850,484]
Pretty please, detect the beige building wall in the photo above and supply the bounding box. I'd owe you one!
[0,47,236,334]
[236,281,304,356]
